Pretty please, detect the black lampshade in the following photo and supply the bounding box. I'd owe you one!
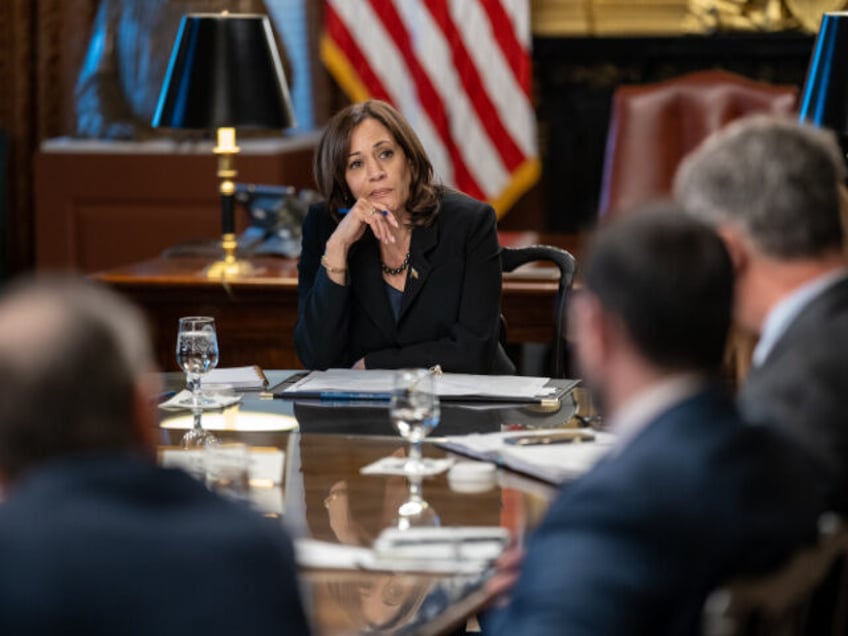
[800,11,848,155]
[153,13,294,130]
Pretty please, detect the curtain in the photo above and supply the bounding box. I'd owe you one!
[0,0,98,276]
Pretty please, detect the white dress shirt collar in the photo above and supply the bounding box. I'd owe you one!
[606,373,706,454]
[752,268,848,368]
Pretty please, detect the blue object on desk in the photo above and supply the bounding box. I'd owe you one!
[271,390,393,402]
[151,390,177,405]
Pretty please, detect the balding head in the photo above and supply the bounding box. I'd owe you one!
[0,276,156,482]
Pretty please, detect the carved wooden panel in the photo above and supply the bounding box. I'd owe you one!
[0,0,98,275]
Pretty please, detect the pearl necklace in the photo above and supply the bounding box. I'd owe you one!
[381,252,410,276]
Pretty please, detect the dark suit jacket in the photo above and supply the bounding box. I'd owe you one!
[0,455,310,635]
[487,387,825,636]
[294,189,514,373]
[740,275,848,510]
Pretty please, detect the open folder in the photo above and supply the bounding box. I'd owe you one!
[438,429,616,484]
[263,369,580,405]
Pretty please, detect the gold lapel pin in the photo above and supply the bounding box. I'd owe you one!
[410,267,419,280]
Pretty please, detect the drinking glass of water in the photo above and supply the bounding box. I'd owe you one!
[390,369,440,475]
[176,316,219,408]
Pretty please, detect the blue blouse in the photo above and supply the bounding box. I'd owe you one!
[385,283,403,322]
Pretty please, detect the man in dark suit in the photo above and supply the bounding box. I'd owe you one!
[675,116,848,510]
[487,209,825,635]
[0,277,309,635]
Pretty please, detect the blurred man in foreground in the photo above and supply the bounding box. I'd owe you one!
[0,277,309,635]
[675,116,848,510]
[488,209,825,635]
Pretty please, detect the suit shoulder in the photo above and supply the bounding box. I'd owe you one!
[438,190,495,222]
[436,191,496,242]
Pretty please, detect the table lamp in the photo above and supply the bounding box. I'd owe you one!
[152,12,295,278]
[799,11,848,161]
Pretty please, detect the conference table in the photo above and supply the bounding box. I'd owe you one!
[156,371,585,635]
[94,231,584,373]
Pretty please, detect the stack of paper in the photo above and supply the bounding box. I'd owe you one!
[531,0,592,36]
[274,369,578,405]
[591,0,689,35]
[205,366,268,391]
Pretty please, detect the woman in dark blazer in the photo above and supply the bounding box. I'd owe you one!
[295,100,513,373]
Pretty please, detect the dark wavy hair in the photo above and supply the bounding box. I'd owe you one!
[313,100,440,227]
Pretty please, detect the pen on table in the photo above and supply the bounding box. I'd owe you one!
[337,207,389,217]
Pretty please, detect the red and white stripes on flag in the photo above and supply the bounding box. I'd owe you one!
[321,0,540,217]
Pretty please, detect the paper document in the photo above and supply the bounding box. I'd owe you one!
[295,526,508,574]
[439,429,616,484]
[205,366,268,390]
[281,369,568,401]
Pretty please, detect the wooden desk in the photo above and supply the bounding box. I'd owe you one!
[94,233,584,371]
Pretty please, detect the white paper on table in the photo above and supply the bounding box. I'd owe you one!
[439,430,616,484]
[249,485,284,516]
[295,539,376,570]
[360,456,454,476]
[284,369,557,399]
[295,533,503,574]
[158,390,241,410]
[159,448,285,485]
[373,526,509,564]
[205,366,268,390]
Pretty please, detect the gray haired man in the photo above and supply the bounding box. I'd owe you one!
[675,115,848,510]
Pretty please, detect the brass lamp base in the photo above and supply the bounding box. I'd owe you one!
[204,233,264,279]
[204,257,262,279]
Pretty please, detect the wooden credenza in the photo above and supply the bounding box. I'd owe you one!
[92,232,582,372]
[34,134,321,273]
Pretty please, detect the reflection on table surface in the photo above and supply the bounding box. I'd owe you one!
[156,372,565,635]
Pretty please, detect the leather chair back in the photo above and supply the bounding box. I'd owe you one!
[599,70,797,219]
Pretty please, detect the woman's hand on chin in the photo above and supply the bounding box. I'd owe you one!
[333,198,400,248]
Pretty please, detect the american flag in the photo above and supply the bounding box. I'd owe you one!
[321,0,539,217]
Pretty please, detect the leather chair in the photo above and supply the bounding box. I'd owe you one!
[703,514,848,636]
[500,245,577,378]
[599,70,798,219]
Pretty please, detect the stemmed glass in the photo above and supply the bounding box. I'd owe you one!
[389,369,440,475]
[395,474,440,531]
[176,316,219,448]
[182,407,218,449]
[176,316,219,408]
